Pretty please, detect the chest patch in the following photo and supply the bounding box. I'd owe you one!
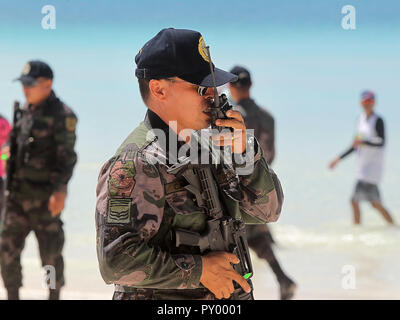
[66,117,77,132]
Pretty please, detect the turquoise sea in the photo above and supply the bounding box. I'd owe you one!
[0,0,399,299]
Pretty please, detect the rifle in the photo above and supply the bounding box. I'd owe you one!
[6,101,22,193]
[168,46,254,300]
[170,163,254,300]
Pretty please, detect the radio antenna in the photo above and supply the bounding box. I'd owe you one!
[205,46,219,108]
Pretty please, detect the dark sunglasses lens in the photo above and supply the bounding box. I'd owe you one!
[362,99,374,103]
[198,86,207,96]
[23,80,37,88]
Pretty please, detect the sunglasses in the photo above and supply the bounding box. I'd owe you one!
[22,80,38,88]
[362,98,375,103]
[165,78,208,96]
[22,77,50,89]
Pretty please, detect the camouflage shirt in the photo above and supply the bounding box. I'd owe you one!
[235,98,275,164]
[11,90,78,200]
[95,110,283,298]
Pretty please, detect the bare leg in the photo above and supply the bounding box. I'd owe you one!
[351,200,361,225]
[371,201,394,225]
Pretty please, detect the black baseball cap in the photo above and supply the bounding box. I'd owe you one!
[14,60,53,86]
[135,28,237,87]
[230,66,252,87]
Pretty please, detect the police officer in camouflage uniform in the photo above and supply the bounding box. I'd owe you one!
[95,28,284,300]
[0,61,78,300]
[229,66,296,300]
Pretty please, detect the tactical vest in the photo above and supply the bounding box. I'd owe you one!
[12,99,63,199]
[112,121,261,256]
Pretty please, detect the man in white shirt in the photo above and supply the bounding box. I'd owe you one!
[329,90,394,225]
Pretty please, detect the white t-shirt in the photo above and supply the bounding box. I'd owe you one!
[355,113,385,184]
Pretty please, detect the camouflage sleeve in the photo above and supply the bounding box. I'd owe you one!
[50,111,78,193]
[257,115,275,165]
[238,137,283,224]
[95,153,203,289]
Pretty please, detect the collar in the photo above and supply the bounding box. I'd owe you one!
[28,90,57,112]
[362,111,376,120]
[147,109,171,138]
[238,97,255,108]
[146,109,186,162]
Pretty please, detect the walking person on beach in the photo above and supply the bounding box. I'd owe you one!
[329,90,394,225]
[0,60,78,300]
[229,66,296,300]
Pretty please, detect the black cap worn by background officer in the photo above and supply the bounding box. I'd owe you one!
[135,28,238,87]
[230,66,252,88]
[14,60,53,86]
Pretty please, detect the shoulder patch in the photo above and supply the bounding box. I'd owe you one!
[108,160,136,197]
[107,198,131,224]
[65,117,77,132]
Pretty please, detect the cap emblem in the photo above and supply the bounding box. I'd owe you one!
[198,36,210,63]
[22,63,31,75]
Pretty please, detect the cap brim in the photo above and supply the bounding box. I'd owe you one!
[13,75,37,86]
[198,68,238,87]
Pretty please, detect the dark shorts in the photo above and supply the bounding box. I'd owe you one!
[351,180,381,203]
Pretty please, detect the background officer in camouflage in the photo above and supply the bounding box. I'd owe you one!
[0,61,78,300]
[229,66,296,300]
[96,28,284,300]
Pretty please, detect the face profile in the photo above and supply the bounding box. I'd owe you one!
[361,98,375,114]
[22,77,53,105]
[147,77,214,132]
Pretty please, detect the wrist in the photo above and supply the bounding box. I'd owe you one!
[233,135,260,174]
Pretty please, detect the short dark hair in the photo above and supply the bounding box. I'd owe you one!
[138,78,150,104]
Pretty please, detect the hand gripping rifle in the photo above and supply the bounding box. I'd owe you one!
[168,47,254,300]
[6,101,22,193]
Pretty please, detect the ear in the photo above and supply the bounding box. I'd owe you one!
[43,78,53,90]
[148,79,168,102]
